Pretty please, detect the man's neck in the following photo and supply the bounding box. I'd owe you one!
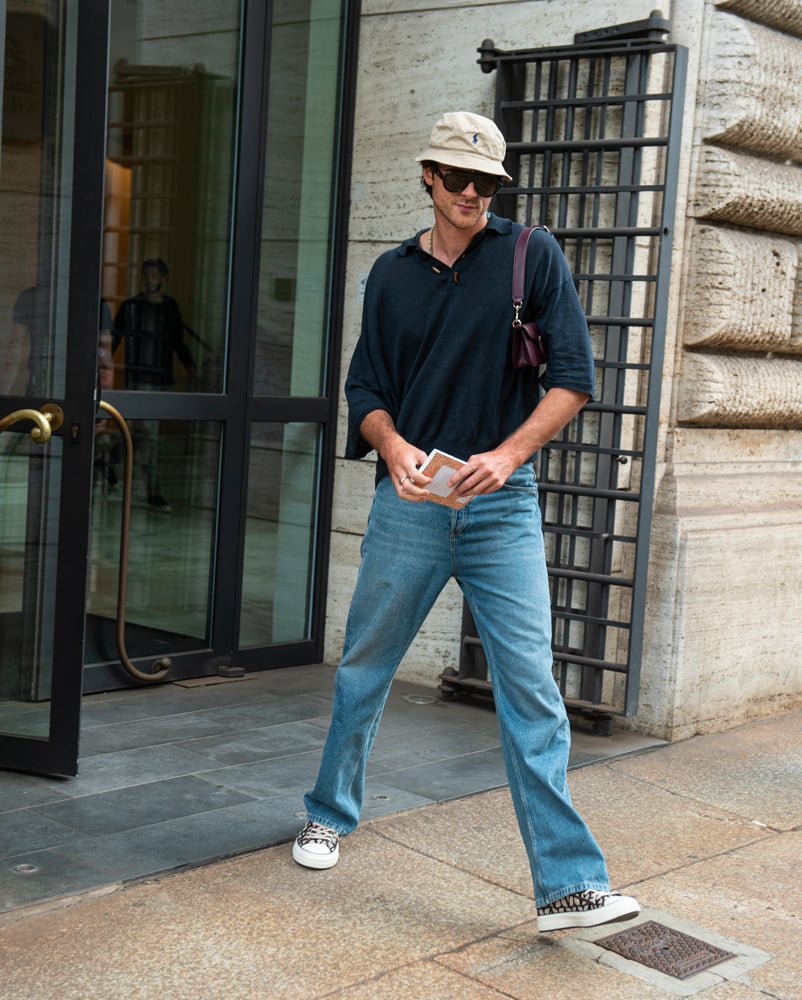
[431,213,488,266]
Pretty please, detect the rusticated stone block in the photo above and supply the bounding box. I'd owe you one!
[692,146,802,235]
[702,16,802,162]
[684,226,799,350]
[794,257,802,347]
[678,353,802,426]
[715,0,802,40]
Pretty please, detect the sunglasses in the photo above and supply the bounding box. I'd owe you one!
[432,165,502,198]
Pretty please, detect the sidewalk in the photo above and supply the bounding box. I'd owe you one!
[1,710,799,1000]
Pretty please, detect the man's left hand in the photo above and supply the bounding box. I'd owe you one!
[448,450,518,498]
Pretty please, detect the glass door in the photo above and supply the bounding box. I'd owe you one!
[82,0,358,688]
[237,0,356,667]
[83,0,244,685]
[0,3,108,776]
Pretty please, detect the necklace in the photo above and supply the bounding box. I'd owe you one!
[428,225,435,257]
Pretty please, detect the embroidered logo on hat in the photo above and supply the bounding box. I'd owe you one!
[472,133,478,144]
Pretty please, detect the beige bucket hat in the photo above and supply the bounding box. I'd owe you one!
[415,111,513,180]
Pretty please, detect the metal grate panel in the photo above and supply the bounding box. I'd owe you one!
[597,921,736,980]
[449,16,687,721]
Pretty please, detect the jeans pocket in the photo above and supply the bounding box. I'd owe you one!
[501,464,537,495]
[501,482,538,496]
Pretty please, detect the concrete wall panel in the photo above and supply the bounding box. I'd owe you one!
[639,456,802,740]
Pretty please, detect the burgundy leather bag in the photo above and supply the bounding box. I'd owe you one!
[511,225,550,368]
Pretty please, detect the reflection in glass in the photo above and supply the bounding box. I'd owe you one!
[240,423,322,647]
[0,9,71,401]
[0,436,62,739]
[254,0,345,397]
[86,1,241,669]
[85,420,221,665]
[102,1,240,394]
[112,258,196,391]
[0,5,76,741]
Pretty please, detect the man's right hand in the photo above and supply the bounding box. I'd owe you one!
[359,410,430,502]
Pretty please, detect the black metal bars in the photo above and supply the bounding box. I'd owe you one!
[448,19,687,724]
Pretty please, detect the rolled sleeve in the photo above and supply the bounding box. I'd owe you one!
[344,261,398,460]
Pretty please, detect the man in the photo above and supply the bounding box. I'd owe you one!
[113,258,195,511]
[292,111,640,933]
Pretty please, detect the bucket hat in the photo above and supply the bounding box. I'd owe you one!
[415,111,512,180]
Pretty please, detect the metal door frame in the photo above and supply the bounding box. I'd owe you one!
[0,0,109,776]
[449,14,687,725]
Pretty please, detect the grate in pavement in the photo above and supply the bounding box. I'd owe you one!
[596,920,736,980]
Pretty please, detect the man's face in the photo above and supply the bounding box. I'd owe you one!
[142,266,165,295]
[426,163,497,234]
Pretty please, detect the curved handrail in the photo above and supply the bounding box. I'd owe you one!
[97,401,171,684]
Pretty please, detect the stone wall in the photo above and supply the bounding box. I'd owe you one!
[326,0,661,686]
[638,0,802,738]
[324,0,802,738]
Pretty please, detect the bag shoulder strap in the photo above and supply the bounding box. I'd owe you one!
[512,225,551,306]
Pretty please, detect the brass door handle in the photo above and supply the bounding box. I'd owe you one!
[0,403,64,443]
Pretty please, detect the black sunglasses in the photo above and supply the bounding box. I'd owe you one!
[432,165,502,198]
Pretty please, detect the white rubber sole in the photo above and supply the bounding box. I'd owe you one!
[537,894,640,932]
[292,840,340,870]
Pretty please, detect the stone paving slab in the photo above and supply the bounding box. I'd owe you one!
[371,753,777,897]
[607,715,802,831]
[0,830,535,1000]
[1,710,798,1000]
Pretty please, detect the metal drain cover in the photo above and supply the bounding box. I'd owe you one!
[596,920,735,980]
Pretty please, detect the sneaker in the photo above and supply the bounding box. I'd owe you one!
[292,821,340,869]
[537,890,640,932]
[147,494,173,513]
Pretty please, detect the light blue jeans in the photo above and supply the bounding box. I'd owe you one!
[304,464,610,906]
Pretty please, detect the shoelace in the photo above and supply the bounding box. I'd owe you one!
[300,822,338,847]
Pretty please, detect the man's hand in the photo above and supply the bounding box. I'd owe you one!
[447,450,518,498]
[448,388,590,500]
[381,434,431,503]
[359,410,431,502]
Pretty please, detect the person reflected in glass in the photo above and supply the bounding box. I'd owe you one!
[113,258,195,512]
[8,284,49,395]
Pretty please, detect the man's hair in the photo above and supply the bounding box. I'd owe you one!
[420,160,435,199]
[142,257,168,276]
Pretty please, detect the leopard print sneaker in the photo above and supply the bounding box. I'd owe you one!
[537,889,640,931]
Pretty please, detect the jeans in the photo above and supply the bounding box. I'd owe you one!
[131,417,161,496]
[304,464,610,906]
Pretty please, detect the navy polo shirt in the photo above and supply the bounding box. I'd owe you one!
[346,213,595,484]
